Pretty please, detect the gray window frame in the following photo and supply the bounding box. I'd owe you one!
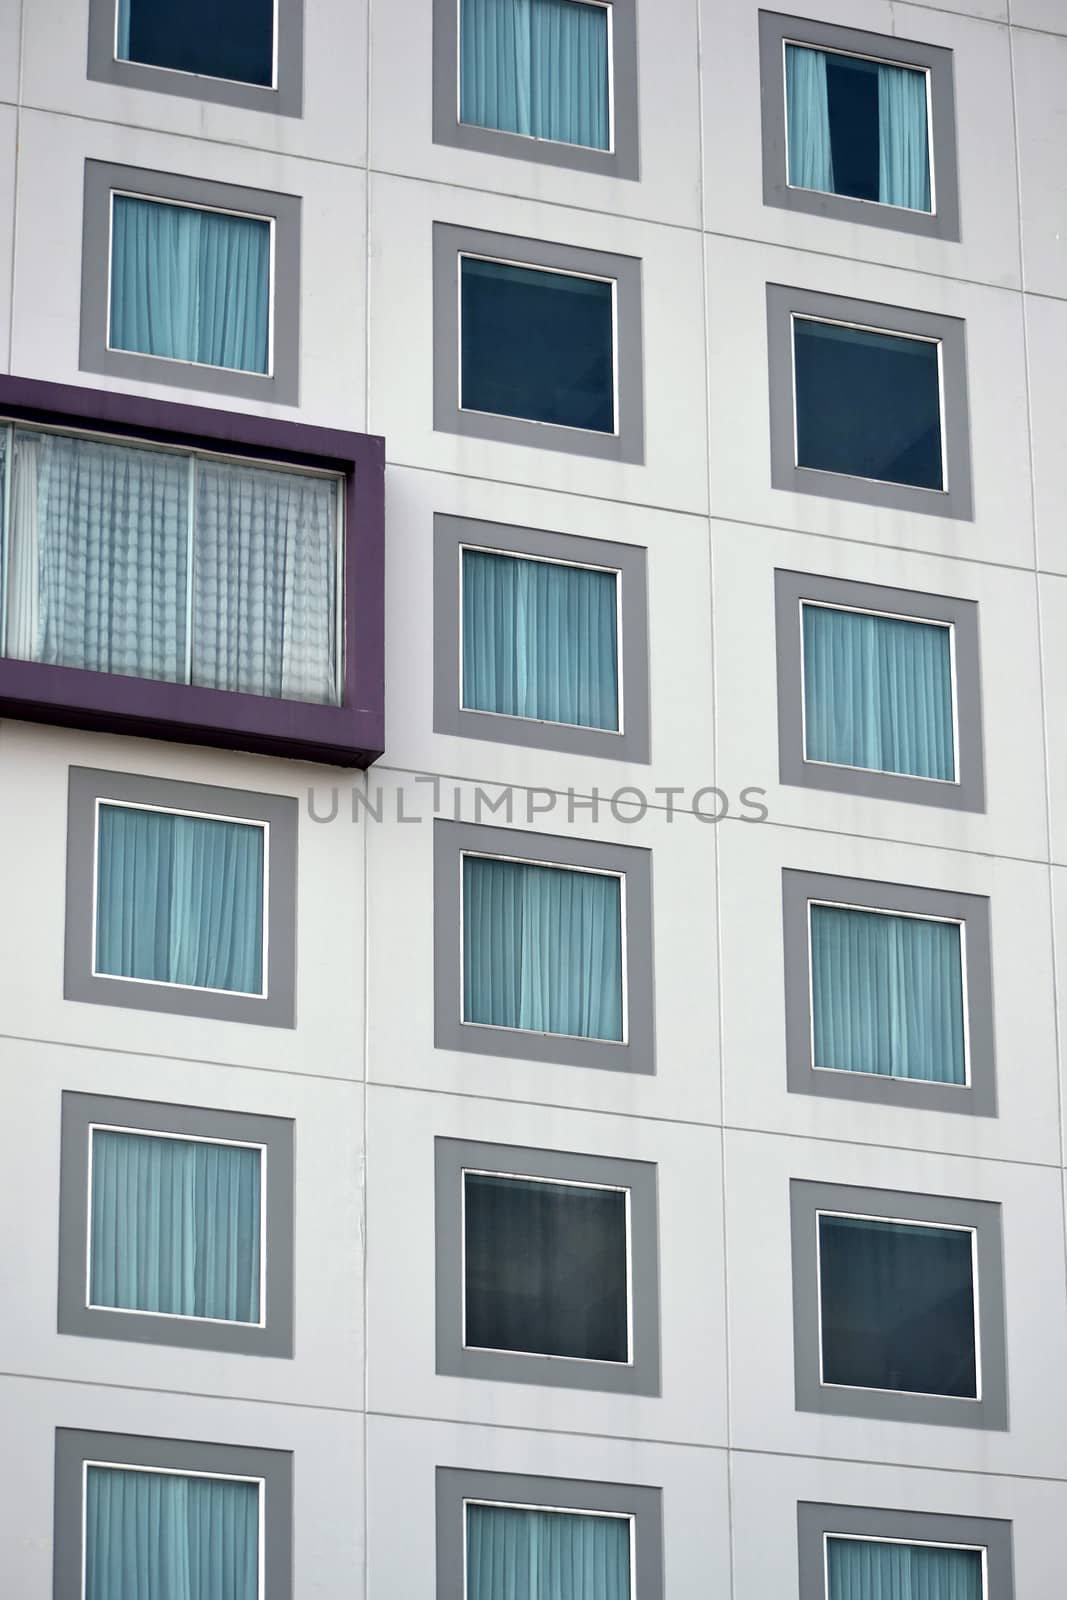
[86,0,305,116]
[437,1466,663,1599]
[80,160,301,405]
[790,1178,1008,1430]
[766,284,972,520]
[433,512,650,762]
[54,1428,292,1600]
[64,766,298,1027]
[432,0,639,180]
[758,12,959,241]
[798,1502,1014,1600]
[433,223,644,463]
[435,1136,661,1395]
[775,569,985,810]
[783,869,996,1116]
[57,1091,294,1356]
[433,818,654,1072]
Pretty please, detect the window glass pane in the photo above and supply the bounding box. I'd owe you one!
[110,195,271,375]
[95,804,266,994]
[786,44,931,211]
[802,604,955,781]
[818,1214,977,1397]
[89,1129,262,1322]
[810,905,966,1084]
[85,1465,259,1600]
[460,0,610,151]
[464,1172,629,1361]
[827,1537,983,1600]
[461,257,615,432]
[191,459,341,704]
[117,0,275,86]
[462,549,619,730]
[467,1503,631,1600]
[793,318,943,490]
[463,855,624,1040]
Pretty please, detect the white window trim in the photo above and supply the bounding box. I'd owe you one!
[462,1498,636,1598]
[815,1208,982,1401]
[458,848,630,1044]
[90,798,272,999]
[84,1121,269,1329]
[460,1166,635,1366]
[456,252,621,439]
[112,0,282,90]
[457,541,625,735]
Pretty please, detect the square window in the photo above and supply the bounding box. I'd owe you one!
[81,162,300,405]
[798,1504,1013,1600]
[759,12,959,240]
[767,286,972,519]
[435,1138,660,1394]
[434,225,644,462]
[58,1092,294,1355]
[433,514,650,761]
[783,870,995,1115]
[54,1431,292,1600]
[87,0,304,116]
[436,1468,664,1600]
[775,571,985,810]
[65,769,298,1027]
[434,0,639,179]
[434,820,654,1072]
[790,1180,1007,1428]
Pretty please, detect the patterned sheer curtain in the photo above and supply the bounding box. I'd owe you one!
[810,904,966,1084]
[85,1466,259,1600]
[463,856,624,1040]
[467,1503,631,1600]
[90,1129,262,1322]
[462,549,619,730]
[110,194,271,374]
[827,1537,983,1600]
[95,805,266,994]
[460,0,609,150]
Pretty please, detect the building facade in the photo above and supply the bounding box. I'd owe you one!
[2,0,1066,1594]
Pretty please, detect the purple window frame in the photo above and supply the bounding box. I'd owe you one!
[0,377,385,767]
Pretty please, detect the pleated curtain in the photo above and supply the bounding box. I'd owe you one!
[462,549,619,730]
[463,855,623,1040]
[466,1504,631,1600]
[878,62,931,211]
[811,904,965,1084]
[85,1466,259,1600]
[110,194,270,374]
[802,604,955,782]
[827,1537,983,1600]
[785,44,834,193]
[95,804,265,995]
[116,0,131,56]
[460,0,609,150]
[90,1129,261,1323]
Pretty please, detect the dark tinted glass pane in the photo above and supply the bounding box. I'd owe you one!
[124,0,274,87]
[464,1172,629,1362]
[825,54,880,202]
[818,1214,977,1397]
[461,258,615,432]
[794,318,943,490]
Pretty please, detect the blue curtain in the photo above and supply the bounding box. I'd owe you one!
[463,855,623,1040]
[90,1129,261,1323]
[811,904,965,1084]
[467,1504,631,1600]
[786,44,834,193]
[110,195,270,374]
[95,805,265,994]
[878,63,931,210]
[461,0,609,150]
[116,0,131,56]
[86,1466,259,1600]
[462,549,619,730]
[802,604,955,781]
[827,1536,983,1600]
